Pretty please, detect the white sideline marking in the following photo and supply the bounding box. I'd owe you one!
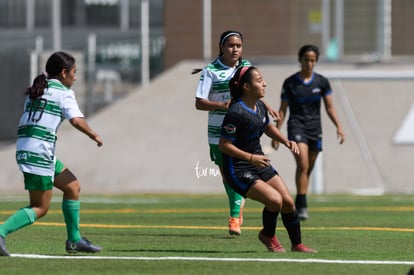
[10,254,414,265]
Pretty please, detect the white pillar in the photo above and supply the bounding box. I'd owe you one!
[141,0,150,86]
[52,0,62,51]
[310,153,324,194]
[26,0,35,32]
[86,33,96,116]
[120,0,130,32]
[321,0,330,59]
[378,0,392,60]
[203,0,212,60]
[335,0,344,59]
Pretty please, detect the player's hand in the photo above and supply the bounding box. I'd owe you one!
[271,139,280,150]
[337,127,345,144]
[90,133,103,147]
[285,141,299,155]
[268,108,280,122]
[250,154,271,168]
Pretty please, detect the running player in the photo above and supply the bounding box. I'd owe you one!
[219,65,316,253]
[0,51,103,256]
[272,45,345,220]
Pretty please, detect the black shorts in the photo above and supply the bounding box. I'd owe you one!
[288,129,322,152]
[223,164,278,197]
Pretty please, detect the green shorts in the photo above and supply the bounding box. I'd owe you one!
[209,144,223,166]
[23,159,65,191]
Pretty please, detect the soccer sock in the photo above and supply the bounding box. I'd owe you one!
[295,194,307,209]
[262,207,279,237]
[62,199,81,243]
[281,211,302,245]
[0,207,36,237]
[223,182,242,218]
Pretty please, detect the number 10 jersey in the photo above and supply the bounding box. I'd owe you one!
[16,79,84,177]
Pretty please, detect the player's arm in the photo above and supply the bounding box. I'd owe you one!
[69,117,103,147]
[323,94,345,144]
[195,97,230,111]
[265,123,299,155]
[271,100,288,150]
[219,137,271,168]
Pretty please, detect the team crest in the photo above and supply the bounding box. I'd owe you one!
[223,124,236,134]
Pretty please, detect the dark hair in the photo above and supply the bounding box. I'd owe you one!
[228,66,256,102]
[218,30,243,56]
[25,51,75,99]
[298,44,320,62]
[191,30,243,75]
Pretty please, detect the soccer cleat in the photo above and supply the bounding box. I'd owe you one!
[228,217,241,235]
[0,235,10,256]
[258,230,286,252]
[291,243,317,253]
[66,237,102,253]
[297,207,309,221]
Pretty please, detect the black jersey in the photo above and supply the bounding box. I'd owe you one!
[281,72,332,137]
[221,99,269,167]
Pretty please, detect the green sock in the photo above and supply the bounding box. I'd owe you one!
[223,182,243,218]
[0,207,36,237]
[62,200,81,243]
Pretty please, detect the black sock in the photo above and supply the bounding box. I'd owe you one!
[295,194,307,209]
[281,211,302,245]
[262,207,279,237]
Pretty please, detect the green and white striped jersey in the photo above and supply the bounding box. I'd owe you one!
[15,79,84,177]
[195,58,250,145]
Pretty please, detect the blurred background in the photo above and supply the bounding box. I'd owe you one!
[0,0,413,195]
[1,0,413,140]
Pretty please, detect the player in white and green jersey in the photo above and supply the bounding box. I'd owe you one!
[0,52,103,256]
[195,30,250,235]
[16,78,84,178]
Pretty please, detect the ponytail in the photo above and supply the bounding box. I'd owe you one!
[25,72,48,99]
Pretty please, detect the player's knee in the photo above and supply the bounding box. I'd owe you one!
[267,196,283,212]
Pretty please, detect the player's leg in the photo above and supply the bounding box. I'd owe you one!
[0,174,52,256]
[293,142,311,220]
[220,167,243,235]
[247,179,285,252]
[266,175,316,253]
[54,161,101,253]
[211,145,244,235]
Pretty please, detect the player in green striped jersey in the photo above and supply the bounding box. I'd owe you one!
[195,31,278,235]
[0,52,103,256]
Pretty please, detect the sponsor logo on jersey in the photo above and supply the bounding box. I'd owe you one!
[223,124,236,134]
[312,88,321,93]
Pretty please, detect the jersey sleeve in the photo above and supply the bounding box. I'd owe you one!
[321,75,333,97]
[195,67,213,99]
[61,90,84,120]
[280,79,289,101]
[220,111,242,141]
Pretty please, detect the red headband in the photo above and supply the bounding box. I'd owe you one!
[235,66,251,87]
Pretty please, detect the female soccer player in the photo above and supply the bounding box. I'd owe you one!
[219,66,316,253]
[194,30,278,235]
[272,45,345,220]
[194,30,251,235]
[0,51,103,256]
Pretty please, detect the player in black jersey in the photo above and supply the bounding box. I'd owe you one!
[219,66,316,253]
[272,45,345,220]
